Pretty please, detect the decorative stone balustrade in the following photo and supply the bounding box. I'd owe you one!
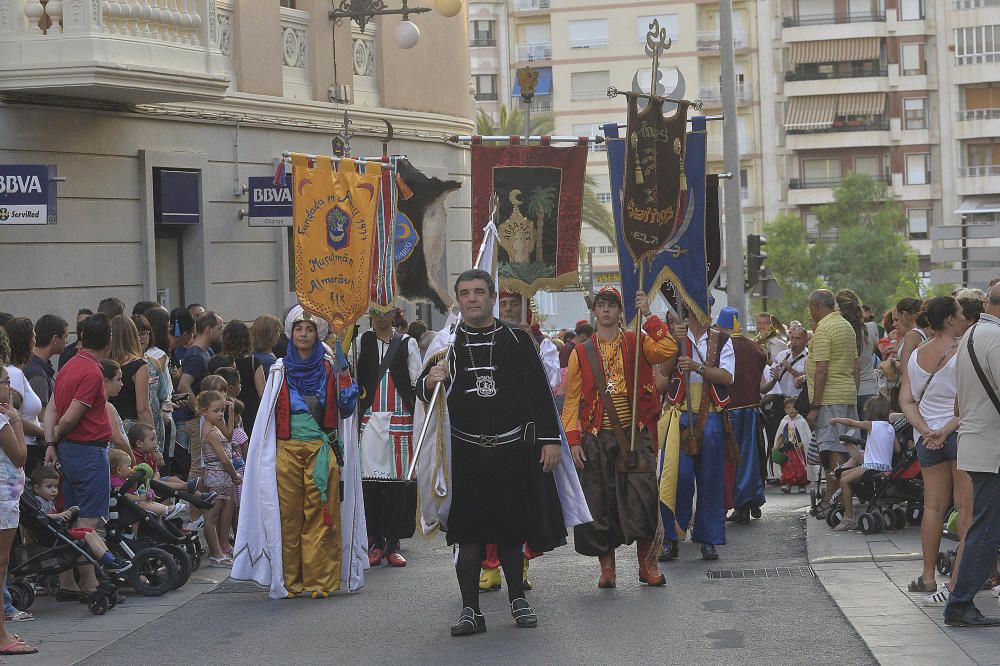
[1,0,230,103]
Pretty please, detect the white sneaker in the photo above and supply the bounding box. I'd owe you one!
[164,501,188,521]
[184,515,205,531]
[993,583,1000,598]
[924,584,950,605]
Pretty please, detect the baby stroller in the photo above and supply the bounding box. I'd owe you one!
[9,492,120,615]
[104,467,214,595]
[823,432,925,534]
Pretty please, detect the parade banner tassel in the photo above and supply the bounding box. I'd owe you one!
[291,154,380,334]
[470,138,587,297]
[605,115,710,327]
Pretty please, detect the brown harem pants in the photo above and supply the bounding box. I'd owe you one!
[573,429,658,556]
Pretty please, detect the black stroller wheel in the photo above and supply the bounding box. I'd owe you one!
[893,507,907,531]
[936,552,950,575]
[127,547,179,597]
[8,580,33,610]
[44,575,60,598]
[161,544,192,590]
[880,509,895,531]
[907,503,924,526]
[185,541,202,572]
[826,507,845,528]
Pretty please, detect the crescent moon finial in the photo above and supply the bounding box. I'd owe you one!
[509,189,522,205]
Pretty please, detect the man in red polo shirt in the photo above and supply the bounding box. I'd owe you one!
[43,313,114,600]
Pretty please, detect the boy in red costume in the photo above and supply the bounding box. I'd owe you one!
[562,287,677,588]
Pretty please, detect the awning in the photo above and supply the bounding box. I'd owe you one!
[789,37,880,65]
[512,66,552,96]
[784,95,837,129]
[837,92,886,117]
[955,198,1000,214]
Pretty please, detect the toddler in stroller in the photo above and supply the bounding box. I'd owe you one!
[10,471,125,615]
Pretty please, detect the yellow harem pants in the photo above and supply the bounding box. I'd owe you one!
[276,437,341,595]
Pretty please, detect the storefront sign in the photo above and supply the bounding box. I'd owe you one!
[0,165,52,225]
[247,175,293,227]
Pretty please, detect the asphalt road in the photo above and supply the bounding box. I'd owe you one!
[83,489,875,666]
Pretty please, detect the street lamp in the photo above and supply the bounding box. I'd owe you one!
[330,0,463,49]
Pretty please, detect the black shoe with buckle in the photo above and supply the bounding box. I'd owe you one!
[701,543,719,561]
[658,539,679,562]
[450,607,486,636]
[750,505,762,519]
[511,597,537,628]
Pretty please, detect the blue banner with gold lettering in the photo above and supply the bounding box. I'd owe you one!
[604,117,710,326]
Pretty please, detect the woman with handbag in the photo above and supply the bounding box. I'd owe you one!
[899,296,971,604]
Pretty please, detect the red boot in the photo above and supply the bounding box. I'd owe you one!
[598,550,616,589]
[637,539,665,586]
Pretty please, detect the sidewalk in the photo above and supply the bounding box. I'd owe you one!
[805,507,999,666]
[4,567,228,665]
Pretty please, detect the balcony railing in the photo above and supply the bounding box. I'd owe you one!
[957,108,1000,121]
[696,31,748,50]
[515,0,550,10]
[786,117,890,135]
[955,52,1000,65]
[512,96,552,112]
[959,165,1000,177]
[0,0,230,103]
[784,65,888,82]
[475,92,499,101]
[514,42,552,61]
[790,174,890,189]
[570,38,609,49]
[470,38,497,47]
[570,89,608,101]
[953,0,1000,8]
[782,11,886,27]
[699,84,750,104]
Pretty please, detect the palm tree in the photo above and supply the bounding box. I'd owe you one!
[476,104,554,136]
[477,104,617,255]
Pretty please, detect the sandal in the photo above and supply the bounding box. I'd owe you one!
[4,610,33,622]
[833,518,855,531]
[908,575,936,593]
[209,556,233,567]
[0,639,38,655]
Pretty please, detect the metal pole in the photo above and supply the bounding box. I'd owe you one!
[588,247,595,326]
[720,0,746,323]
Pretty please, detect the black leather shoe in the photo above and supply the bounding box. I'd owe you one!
[701,544,719,561]
[750,505,762,519]
[510,597,537,628]
[736,509,751,525]
[450,607,486,636]
[944,608,1000,627]
[658,539,679,562]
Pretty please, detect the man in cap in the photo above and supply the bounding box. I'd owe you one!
[562,286,677,588]
[716,307,768,524]
[657,305,735,561]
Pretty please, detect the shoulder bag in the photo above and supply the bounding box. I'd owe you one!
[968,323,1000,415]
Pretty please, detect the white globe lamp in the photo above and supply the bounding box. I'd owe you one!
[393,19,420,49]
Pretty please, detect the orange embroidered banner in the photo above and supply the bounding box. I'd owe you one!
[291,154,380,334]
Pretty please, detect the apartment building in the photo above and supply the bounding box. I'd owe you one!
[0,1,473,326]
[759,0,1000,288]
[468,0,765,327]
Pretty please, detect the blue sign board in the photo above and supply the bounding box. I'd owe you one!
[247,175,293,227]
[0,165,51,225]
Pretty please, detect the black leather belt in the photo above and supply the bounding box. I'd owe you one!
[452,425,523,448]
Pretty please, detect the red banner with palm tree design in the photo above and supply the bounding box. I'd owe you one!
[471,139,588,297]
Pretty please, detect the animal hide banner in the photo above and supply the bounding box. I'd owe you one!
[291,154,380,334]
[470,141,587,298]
[394,159,462,314]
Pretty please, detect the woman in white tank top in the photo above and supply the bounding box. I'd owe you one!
[899,296,970,603]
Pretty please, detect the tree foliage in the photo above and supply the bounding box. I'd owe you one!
[758,174,921,323]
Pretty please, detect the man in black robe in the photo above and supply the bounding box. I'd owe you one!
[419,268,564,636]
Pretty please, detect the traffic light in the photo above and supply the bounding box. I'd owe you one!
[746,233,767,291]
